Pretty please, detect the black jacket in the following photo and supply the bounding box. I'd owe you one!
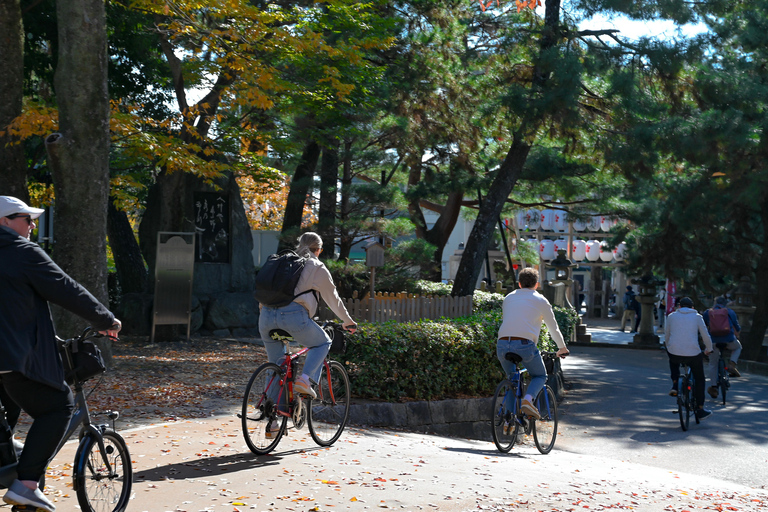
[0,227,115,390]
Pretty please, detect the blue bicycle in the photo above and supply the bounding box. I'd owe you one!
[0,327,132,512]
[491,352,560,454]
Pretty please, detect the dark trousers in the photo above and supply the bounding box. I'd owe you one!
[668,352,706,408]
[0,372,73,481]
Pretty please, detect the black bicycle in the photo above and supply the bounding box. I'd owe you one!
[714,343,732,406]
[490,351,560,454]
[677,362,699,431]
[0,327,132,512]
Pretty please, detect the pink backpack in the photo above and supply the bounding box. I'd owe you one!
[708,308,731,336]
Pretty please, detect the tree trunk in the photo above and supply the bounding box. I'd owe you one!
[742,199,768,360]
[338,140,353,261]
[318,144,338,257]
[452,139,531,296]
[46,0,111,335]
[0,0,27,199]
[107,199,147,294]
[279,140,320,251]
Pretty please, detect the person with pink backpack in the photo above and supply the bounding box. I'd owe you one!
[703,296,742,399]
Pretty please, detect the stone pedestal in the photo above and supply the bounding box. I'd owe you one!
[632,293,660,347]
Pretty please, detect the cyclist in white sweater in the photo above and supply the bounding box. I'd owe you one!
[664,297,713,419]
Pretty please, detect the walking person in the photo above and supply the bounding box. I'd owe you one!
[703,296,742,399]
[496,268,569,420]
[0,196,121,512]
[664,297,713,420]
[620,285,641,333]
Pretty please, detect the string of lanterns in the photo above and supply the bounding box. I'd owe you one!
[513,209,627,264]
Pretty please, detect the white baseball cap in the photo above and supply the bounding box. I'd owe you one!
[0,196,45,219]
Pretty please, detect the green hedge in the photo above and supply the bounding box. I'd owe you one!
[343,300,578,402]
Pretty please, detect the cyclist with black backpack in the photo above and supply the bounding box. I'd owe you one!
[703,296,742,398]
[256,232,357,401]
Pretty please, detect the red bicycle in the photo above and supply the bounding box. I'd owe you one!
[239,323,350,455]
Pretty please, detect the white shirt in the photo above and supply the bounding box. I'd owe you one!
[497,288,566,349]
[664,307,713,357]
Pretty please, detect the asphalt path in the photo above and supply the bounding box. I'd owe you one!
[41,345,768,512]
[559,345,768,489]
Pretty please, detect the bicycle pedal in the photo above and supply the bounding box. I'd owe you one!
[11,506,45,512]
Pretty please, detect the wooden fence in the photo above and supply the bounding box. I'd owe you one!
[318,292,473,323]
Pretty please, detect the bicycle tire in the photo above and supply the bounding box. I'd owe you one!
[678,374,690,431]
[308,360,350,446]
[718,359,728,406]
[490,380,518,453]
[241,363,288,455]
[73,430,132,512]
[533,385,558,454]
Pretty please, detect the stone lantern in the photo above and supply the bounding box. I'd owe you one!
[547,249,576,308]
[730,276,756,335]
[632,274,664,347]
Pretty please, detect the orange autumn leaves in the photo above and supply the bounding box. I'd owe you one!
[478,0,540,12]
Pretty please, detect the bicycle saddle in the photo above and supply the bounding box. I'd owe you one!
[269,329,293,341]
[504,352,523,364]
[715,342,729,350]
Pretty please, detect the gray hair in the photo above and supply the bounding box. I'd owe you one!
[296,232,322,258]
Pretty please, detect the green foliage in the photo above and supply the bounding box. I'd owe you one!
[344,299,577,401]
[405,280,452,296]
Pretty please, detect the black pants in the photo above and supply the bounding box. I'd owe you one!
[0,372,73,481]
[668,352,706,408]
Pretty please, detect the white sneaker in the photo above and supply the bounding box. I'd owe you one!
[3,480,55,512]
[294,377,317,399]
[265,420,281,439]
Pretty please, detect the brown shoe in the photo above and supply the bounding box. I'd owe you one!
[728,361,741,378]
[707,386,718,399]
[521,399,541,420]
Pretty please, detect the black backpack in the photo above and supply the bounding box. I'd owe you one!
[254,251,315,307]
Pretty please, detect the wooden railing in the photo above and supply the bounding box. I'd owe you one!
[318,292,473,323]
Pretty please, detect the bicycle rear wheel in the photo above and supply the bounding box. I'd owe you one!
[718,359,729,406]
[74,430,132,512]
[308,360,350,446]
[241,363,288,455]
[678,375,691,431]
[533,385,558,454]
[490,380,519,453]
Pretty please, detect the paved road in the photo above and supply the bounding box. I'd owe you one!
[41,346,768,512]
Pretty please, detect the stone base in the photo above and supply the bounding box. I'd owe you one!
[632,332,660,347]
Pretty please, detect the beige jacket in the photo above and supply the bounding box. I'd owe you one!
[293,254,354,325]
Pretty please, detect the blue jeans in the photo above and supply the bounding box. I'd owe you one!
[496,339,547,401]
[259,302,330,383]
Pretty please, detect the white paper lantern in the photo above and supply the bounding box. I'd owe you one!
[599,243,614,262]
[570,214,588,232]
[600,216,615,232]
[553,210,567,232]
[526,209,541,230]
[614,242,627,262]
[515,210,527,230]
[587,216,601,232]
[585,240,601,262]
[539,239,555,261]
[540,209,554,231]
[554,238,569,254]
[572,240,587,261]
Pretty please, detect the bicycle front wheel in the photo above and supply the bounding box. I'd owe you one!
[241,363,287,455]
[678,375,691,431]
[74,430,132,512]
[308,360,351,446]
[490,380,519,453]
[533,385,558,454]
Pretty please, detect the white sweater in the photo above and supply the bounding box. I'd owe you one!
[293,254,354,325]
[664,308,713,357]
[497,288,566,349]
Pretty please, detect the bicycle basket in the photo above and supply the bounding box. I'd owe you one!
[60,338,107,385]
[325,324,346,355]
